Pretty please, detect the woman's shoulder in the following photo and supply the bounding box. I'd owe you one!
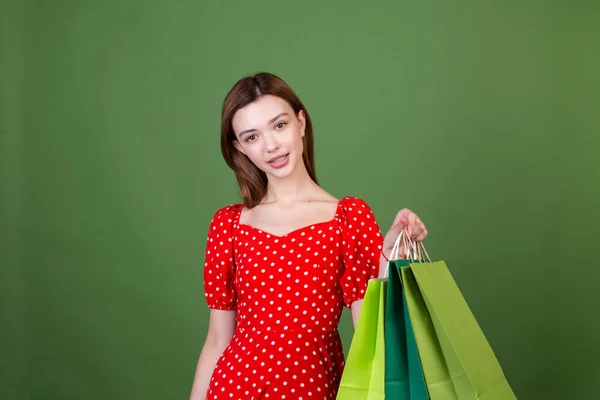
[336,195,378,224]
[208,202,243,225]
[337,195,375,211]
[337,195,383,245]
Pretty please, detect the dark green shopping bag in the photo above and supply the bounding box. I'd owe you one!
[385,258,429,399]
[336,278,386,400]
[409,259,517,399]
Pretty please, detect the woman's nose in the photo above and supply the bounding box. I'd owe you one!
[264,133,280,152]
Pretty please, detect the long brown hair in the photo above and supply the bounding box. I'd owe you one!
[221,72,318,209]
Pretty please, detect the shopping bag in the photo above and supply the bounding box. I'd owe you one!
[385,257,429,399]
[336,278,387,400]
[410,255,517,400]
[401,265,459,400]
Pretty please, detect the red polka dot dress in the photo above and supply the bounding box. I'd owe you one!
[203,196,383,399]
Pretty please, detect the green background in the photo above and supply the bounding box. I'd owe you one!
[2,1,599,399]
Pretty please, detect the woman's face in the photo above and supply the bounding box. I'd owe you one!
[232,95,306,179]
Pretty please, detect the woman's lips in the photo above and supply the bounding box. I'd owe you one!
[268,153,289,169]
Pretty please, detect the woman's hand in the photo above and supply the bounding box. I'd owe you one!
[382,208,428,259]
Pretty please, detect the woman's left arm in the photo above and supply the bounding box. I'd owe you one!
[350,208,428,329]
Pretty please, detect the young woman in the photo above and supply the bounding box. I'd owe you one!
[189,72,428,400]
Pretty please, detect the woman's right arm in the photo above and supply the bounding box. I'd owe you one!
[189,309,237,400]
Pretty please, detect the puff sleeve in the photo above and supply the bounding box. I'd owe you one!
[338,196,384,308]
[203,205,238,310]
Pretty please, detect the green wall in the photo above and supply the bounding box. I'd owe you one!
[2,1,599,399]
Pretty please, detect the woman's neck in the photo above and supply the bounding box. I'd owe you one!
[262,163,318,205]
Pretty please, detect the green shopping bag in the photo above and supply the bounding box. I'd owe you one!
[336,278,386,400]
[410,257,517,399]
[385,258,429,399]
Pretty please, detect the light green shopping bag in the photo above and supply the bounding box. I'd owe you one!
[410,258,517,399]
[336,278,386,400]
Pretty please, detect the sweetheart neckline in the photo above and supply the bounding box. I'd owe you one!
[235,197,347,238]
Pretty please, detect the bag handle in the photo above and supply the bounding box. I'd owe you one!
[383,229,433,277]
[384,228,417,278]
[416,240,432,263]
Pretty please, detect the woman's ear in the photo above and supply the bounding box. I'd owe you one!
[298,110,306,137]
[232,140,246,154]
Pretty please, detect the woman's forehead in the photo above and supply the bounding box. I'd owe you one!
[233,95,292,128]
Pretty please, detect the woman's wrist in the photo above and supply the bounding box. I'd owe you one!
[382,244,409,261]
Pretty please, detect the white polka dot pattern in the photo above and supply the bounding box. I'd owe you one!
[202,196,383,399]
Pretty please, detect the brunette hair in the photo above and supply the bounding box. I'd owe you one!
[221,72,317,208]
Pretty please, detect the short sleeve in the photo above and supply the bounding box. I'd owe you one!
[338,196,384,308]
[203,205,239,310]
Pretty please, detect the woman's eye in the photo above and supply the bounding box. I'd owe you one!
[275,122,287,129]
[246,134,257,142]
